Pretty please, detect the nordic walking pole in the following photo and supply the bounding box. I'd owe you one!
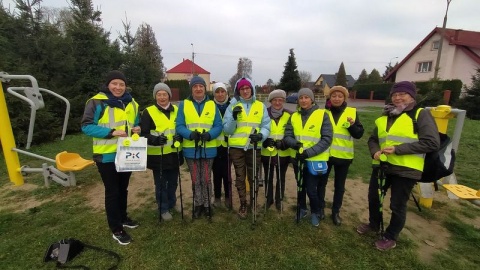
[378,153,388,237]
[296,145,304,224]
[159,141,164,222]
[227,137,233,210]
[173,138,184,220]
[192,130,199,221]
[276,144,283,214]
[264,146,274,216]
[203,129,212,221]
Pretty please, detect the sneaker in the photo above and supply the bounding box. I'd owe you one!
[161,211,173,221]
[112,230,131,245]
[356,223,377,235]
[311,213,320,227]
[294,208,308,222]
[122,217,139,229]
[375,237,397,251]
[238,203,248,219]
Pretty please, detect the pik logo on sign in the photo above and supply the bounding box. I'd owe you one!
[126,152,140,159]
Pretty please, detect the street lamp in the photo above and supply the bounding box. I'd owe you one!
[389,56,398,66]
[191,43,195,75]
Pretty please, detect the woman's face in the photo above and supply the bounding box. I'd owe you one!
[391,92,414,107]
[214,88,227,102]
[270,97,285,110]
[330,91,345,107]
[192,84,206,100]
[298,95,313,109]
[155,90,170,107]
[108,79,126,97]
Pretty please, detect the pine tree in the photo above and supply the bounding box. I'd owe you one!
[355,69,369,85]
[278,48,301,92]
[335,62,347,87]
[456,68,480,119]
[367,69,383,83]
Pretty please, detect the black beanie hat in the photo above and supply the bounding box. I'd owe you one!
[105,70,127,86]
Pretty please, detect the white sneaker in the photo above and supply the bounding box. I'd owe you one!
[161,212,173,221]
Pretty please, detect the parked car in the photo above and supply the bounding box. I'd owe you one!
[286,93,298,103]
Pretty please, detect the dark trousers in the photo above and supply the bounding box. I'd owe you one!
[212,148,230,199]
[294,161,321,214]
[152,169,178,214]
[230,148,260,205]
[368,168,416,241]
[261,155,289,204]
[318,161,350,214]
[96,162,132,233]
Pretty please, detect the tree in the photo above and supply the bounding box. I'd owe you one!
[355,69,369,85]
[278,48,301,92]
[228,57,252,88]
[382,61,397,80]
[456,68,480,119]
[367,69,383,83]
[299,70,312,87]
[334,62,347,87]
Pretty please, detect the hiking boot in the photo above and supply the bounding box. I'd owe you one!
[112,230,131,245]
[122,217,139,229]
[238,203,248,219]
[193,206,203,219]
[375,237,397,251]
[332,213,342,226]
[356,223,378,235]
[311,213,320,227]
[161,211,173,221]
[204,206,212,218]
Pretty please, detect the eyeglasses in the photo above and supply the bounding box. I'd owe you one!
[391,92,408,98]
[239,86,251,91]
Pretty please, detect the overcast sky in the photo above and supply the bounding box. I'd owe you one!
[3,0,480,86]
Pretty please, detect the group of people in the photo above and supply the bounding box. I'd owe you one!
[82,70,440,251]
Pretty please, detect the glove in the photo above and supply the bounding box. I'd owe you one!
[275,140,285,150]
[232,106,243,120]
[296,152,307,161]
[189,130,201,141]
[292,142,303,150]
[155,134,168,146]
[173,134,183,143]
[249,133,263,144]
[200,132,211,142]
[262,138,275,148]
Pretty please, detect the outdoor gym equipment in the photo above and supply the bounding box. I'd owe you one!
[0,73,93,187]
[0,72,70,149]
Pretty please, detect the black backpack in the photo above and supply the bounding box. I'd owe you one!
[405,107,455,183]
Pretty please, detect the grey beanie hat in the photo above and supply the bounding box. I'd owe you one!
[298,88,315,102]
[268,89,286,102]
[153,83,172,99]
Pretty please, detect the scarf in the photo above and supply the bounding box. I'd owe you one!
[270,107,283,119]
[104,91,133,109]
[383,101,415,117]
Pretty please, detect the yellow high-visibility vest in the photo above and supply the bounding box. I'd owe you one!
[146,104,180,155]
[229,101,265,148]
[291,109,329,161]
[183,99,217,149]
[261,111,292,157]
[90,93,138,154]
[327,107,356,159]
[375,108,424,171]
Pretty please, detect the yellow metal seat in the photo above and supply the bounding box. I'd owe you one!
[55,151,94,172]
[443,184,480,199]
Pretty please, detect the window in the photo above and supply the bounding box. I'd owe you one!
[417,61,432,73]
[432,40,440,50]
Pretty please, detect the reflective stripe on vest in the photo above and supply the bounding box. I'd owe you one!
[146,105,180,155]
[291,109,329,161]
[215,111,227,147]
[327,107,355,159]
[261,111,291,157]
[229,101,264,148]
[375,108,424,171]
[183,99,217,149]
[91,93,138,154]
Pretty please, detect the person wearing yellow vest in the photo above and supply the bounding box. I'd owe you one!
[356,81,439,251]
[81,70,141,245]
[211,82,232,208]
[223,78,271,219]
[261,89,292,211]
[140,83,184,222]
[283,88,332,227]
[176,76,223,219]
[319,86,364,226]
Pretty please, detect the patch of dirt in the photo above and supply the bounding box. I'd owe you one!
[2,164,478,263]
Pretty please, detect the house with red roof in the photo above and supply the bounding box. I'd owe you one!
[385,27,480,89]
[166,59,211,90]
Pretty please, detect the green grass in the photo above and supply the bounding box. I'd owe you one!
[0,109,479,269]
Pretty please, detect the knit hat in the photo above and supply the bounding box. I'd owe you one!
[268,89,286,102]
[105,70,127,86]
[189,76,206,90]
[391,81,416,98]
[236,78,253,90]
[298,88,315,102]
[153,83,171,99]
[213,82,227,92]
[326,85,349,98]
